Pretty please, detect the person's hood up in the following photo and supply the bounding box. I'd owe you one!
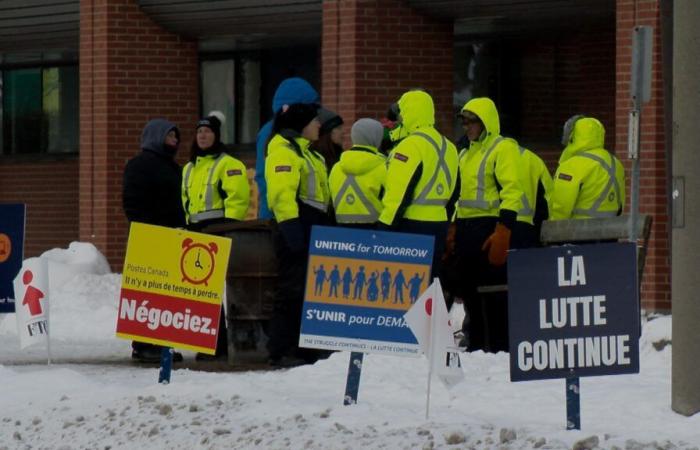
[271,78,320,114]
[141,118,178,155]
[559,117,606,163]
[461,97,499,138]
[338,146,385,176]
[397,90,434,133]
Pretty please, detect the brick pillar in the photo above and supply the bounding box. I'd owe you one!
[321,0,454,140]
[616,0,670,311]
[80,0,199,271]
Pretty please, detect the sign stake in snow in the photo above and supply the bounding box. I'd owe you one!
[508,242,639,430]
[343,351,364,405]
[566,376,581,430]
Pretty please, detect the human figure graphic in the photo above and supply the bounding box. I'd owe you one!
[353,266,367,300]
[380,267,392,302]
[327,264,341,298]
[366,271,379,302]
[392,269,407,304]
[21,270,45,316]
[408,272,426,304]
[313,264,327,296]
[342,267,353,299]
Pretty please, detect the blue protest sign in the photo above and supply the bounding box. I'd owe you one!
[508,242,640,382]
[299,226,434,356]
[0,204,26,313]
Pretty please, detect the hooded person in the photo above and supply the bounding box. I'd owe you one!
[453,96,525,352]
[255,78,320,219]
[329,118,387,227]
[551,115,625,220]
[264,101,332,367]
[310,107,344,170]
[122,118,185,363]
[378,90,460,278]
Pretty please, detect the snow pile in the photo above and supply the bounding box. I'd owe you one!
[0,244,699,449]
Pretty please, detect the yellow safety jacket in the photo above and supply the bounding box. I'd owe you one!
[379,90,459,225]
[265,132,330,222]
[182,151,250,224]
[551,117,625,220]
[329,145,387,224]
[508,139,553,225]
[456,98,523,221]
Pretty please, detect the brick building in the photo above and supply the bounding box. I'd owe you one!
[0,0,671,311]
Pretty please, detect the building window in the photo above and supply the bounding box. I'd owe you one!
[200,57,261,151]
[1,65,78,155]
[199,46,319,153]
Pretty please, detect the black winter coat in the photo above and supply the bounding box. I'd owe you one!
[123,119,186,228]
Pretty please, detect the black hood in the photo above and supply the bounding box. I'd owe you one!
[141,118,179,156]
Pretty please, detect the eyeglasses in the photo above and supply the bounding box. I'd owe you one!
[461,117,481,126]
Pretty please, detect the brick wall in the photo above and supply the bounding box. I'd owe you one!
[616,0,669,312]
[321,0,454,139]
[0,159,79,257]
[517,30,616,169]
[80,0,199,271]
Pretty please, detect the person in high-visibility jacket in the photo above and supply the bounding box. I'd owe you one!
[181,115,250,360]
[182,115,250,231]
[265,102,331,367]
[329,118,387,227]
[551,115,625,220]
[507,138,553,247]
[454,97,524,352]
[378,90,459,278]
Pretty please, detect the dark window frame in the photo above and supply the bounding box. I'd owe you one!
[0,59,79,161]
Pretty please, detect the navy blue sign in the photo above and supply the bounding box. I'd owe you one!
[0,204,26,313]
[508,242,640,381]
[299,226,433,356]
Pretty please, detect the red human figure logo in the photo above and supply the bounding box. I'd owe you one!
[21,270,45,316]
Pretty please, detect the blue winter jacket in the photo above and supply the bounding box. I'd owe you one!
[255,78,319,219]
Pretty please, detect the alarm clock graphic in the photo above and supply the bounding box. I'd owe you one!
[180,238,218,285]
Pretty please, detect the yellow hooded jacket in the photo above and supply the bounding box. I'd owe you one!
[265,133,330,223]
[329,145,387,224]
[378,91,459,225]
[181,152,250,224]
[551,117,625,220]
[456,98,523,224]
[507,139,553,226]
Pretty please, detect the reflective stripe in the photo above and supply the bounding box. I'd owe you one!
[303,153,317,201]
[300,198,328,212]
[572,208,618,218]
[459,137,503,211]
[336,213,378,223]
[458,199,500,209]
[412,132,453,206]
[204,153,228,211]
[189,209,225,223]
[517,146,533,217]
[575,151,622,217]
[333,174,379,223]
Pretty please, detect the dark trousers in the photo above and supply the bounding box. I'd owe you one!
[266,230,309,361]
[454,218,538,353]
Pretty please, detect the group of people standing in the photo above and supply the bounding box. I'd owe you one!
[122,75,625,366]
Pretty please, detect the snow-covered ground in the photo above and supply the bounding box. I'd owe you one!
[1,244,699,450]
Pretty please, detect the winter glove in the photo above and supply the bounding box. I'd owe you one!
[277,218,306,253]
[481,222,511,266]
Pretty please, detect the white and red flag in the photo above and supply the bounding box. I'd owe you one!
[13,257,50,350]
[404,278,464,389]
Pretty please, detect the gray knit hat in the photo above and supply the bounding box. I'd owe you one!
[351,118,384,149]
